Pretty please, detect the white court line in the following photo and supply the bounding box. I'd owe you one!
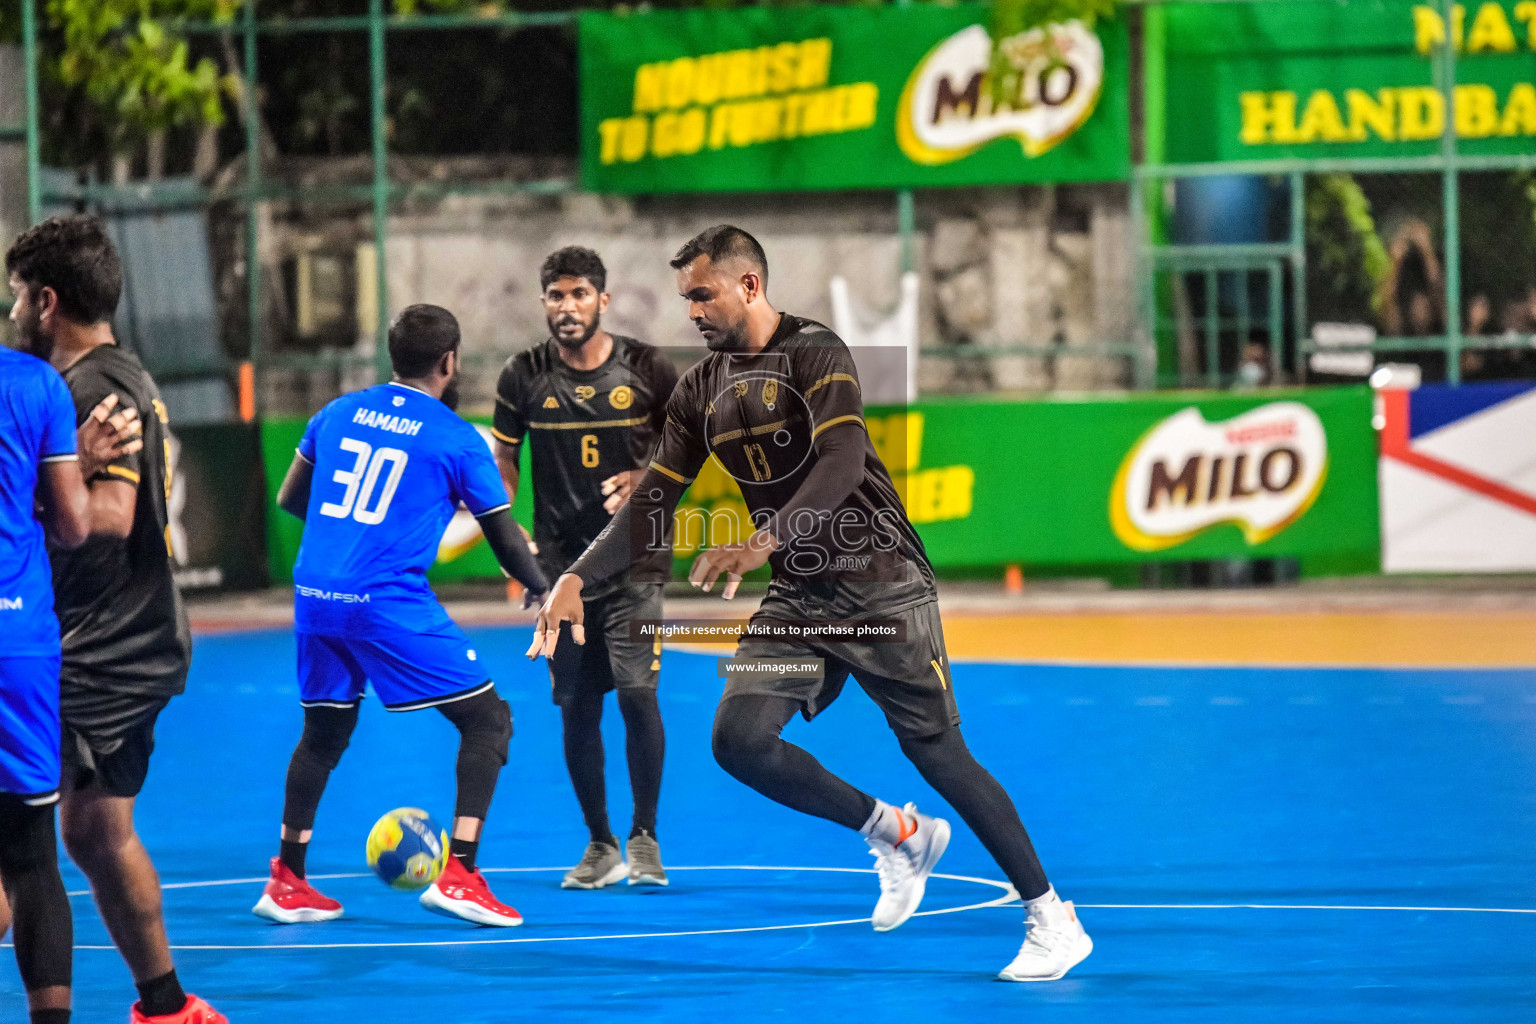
[54,866,1018,951]
[1071,903,1536,914]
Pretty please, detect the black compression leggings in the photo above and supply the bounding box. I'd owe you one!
[283,688,512,832]
[561,689,665,842]
[711,694,1051,900]
[0,799,73,995]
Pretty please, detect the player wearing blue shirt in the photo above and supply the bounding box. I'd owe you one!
[0,338,144,1024]
[253,304,548,929]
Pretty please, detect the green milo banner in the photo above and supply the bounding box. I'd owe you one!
[1160,0,1536,163]
[261,388,1378,583]
[578,3,1130,193]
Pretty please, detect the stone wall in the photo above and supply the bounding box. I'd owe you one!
[255,158,1133,413]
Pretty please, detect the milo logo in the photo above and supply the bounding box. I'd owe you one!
[1110,402,1329,552]
[897,21,1105,165]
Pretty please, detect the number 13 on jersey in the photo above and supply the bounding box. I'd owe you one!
[320,436,409,524]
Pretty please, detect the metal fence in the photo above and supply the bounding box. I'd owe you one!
[4,0,1533,413]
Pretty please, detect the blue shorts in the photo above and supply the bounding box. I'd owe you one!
[0,654,63,804]
[296,627,492,711]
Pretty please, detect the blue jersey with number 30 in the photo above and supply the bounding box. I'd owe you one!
[293,382,510,638]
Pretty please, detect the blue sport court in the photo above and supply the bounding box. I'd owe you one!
[5,622,1535,1022]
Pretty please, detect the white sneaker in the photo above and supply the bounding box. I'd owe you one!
[868,803,951,932]
[998,896,1092,982]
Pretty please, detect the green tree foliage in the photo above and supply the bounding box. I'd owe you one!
[50,0,240,156]
[1305,173,1391,324]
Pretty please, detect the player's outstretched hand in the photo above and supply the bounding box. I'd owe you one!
[527,573,586,659]
[78,394,143,480]
[600,469,644,515]
[688,528,777,600]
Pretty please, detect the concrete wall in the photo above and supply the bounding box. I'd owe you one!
[257,166,1133,413]
[0,46,26,345]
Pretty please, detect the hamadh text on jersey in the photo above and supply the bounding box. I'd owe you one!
[352,407,423,436]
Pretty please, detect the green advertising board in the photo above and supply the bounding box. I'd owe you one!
[1160,0,1536,164]
[578,3,1130,193]
[261,387,1379,584]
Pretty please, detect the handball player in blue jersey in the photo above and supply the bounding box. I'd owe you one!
[253,304,548,928]
[0,339,144,1024]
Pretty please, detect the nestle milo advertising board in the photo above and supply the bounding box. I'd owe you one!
[260,389,1377,581]
[578,3,1130,193]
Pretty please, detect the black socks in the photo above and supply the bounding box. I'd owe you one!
[279,838,307,879]
[136,969,186,1018]
[31,1010,71,1024]
[450,838,479,874]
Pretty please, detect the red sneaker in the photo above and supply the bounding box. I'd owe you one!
[251,856,344,924]
[419,855,523,927]
[129,994,228,1023]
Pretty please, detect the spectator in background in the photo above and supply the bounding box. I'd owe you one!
[1382,219,1445,338]
[1233,341,1270,389]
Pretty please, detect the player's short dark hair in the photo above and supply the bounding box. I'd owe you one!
[669,225,768,286]
[389,304,460,378]
[540,246,606,293]
[4,214,123,324]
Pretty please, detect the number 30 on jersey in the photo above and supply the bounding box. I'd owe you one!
[320,437,408,524]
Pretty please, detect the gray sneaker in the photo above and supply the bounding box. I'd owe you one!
[561,839,627,890]
[626,833,668,886]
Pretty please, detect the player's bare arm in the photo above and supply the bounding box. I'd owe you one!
[492,440,537,552]
[276,453,315,520]
[37,460,93,549]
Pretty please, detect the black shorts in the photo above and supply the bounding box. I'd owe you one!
[548,583,664,707]
[59,686,169,799]
[726,589,960,739]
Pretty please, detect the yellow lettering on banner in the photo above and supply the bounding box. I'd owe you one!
[598,118,621,164]
[1398,87,1445,139]
[1499,82,1536,134]
[708,104,732,150]
[1347,89,1397,141]
[768,42,799,93]
[1456,82,1501,136]
[1518,3,1536,47]
[1296,90,1350,143]
[781,94,807,138]
[797,38,832,89]
[897,466,975,524]
[846,82,879,130]
[1413,4,1466,53]
[620,117,649,162]
[633,64,665,114]
[651,108,707,158]
[728,102,756,147]
[1239,91,1299,144]
[1468,1,1518,51]
[694,54,725,106]
[724,50,754,100]
[666,57,696,110]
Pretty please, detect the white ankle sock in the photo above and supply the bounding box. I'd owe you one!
[859,799,907,845]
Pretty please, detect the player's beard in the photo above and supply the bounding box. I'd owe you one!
[13,305,51,361]
[699,316,747,352]
[550,313,599,350]
[441,371,461,411]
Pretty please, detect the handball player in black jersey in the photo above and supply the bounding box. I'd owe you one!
[494,247,679,888]
[528,225,1091,982]
[5,216,224,1023]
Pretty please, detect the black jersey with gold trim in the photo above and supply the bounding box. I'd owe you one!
[650,314,934,612]
[51,345,191,697]
[494,336,679,589]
